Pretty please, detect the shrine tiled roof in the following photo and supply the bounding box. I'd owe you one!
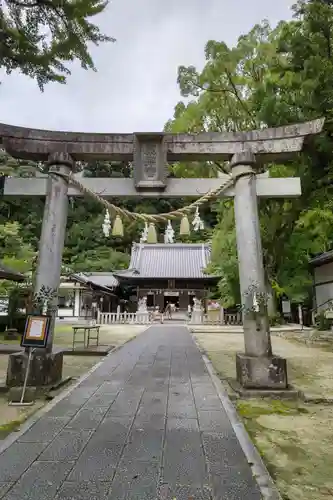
[114,243,215,280]
[71,272,119,290]
[309,250,333,267]
[0,262,25,281]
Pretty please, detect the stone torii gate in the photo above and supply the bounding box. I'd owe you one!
[0,119,324,390]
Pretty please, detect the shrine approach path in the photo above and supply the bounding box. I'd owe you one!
[0,325,262,499]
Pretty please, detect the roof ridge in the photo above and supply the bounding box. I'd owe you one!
[88,271,115,275]
[139,243,211,248]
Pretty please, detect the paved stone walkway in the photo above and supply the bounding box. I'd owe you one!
[0,326,262,499]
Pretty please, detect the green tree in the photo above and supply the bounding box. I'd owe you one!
[1,0,114,88]
[70,247,130,272]
[83,160,132,178]
[167,7,333,309]
[167,24,276,305]
[0,221,35,295]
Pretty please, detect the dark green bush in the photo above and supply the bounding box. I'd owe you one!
[0,315,26,334]
[269,313,284,326]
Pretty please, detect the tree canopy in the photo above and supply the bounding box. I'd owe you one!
[0,0,114,88]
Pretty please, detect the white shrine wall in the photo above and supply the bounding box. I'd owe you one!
[313,261,333,310]
[57,282,82,320]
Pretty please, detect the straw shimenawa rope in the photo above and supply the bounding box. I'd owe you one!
[1,165,234,224]
[67,173,234,224]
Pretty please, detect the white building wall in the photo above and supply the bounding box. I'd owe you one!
[313,262,333,310]
[315,283,333,310]
[57,308,74,317]
[314,262,333,284]
[74,288,80,317]
[57,282,83,320]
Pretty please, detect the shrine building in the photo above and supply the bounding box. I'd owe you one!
[113,242,218,312]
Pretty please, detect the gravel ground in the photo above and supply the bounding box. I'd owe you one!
[193,330,333,500]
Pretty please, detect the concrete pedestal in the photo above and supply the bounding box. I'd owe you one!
[236,353,288,389]
[207,309,220,323]
[136,312,150,323]
[6,350,63,387]
[8,386,36,403]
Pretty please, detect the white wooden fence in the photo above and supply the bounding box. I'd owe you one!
[97,311,150,325]
[189,312,241,325]
[97,309,242,326]
[221,312,242,325]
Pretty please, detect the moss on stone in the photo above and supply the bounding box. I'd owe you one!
[236,399,308,420]
[0,419,22,438]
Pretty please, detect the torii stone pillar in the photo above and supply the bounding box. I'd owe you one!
[6,153,73,387]
[231,152,285,389]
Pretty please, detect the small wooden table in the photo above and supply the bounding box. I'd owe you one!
[72,325,100,350]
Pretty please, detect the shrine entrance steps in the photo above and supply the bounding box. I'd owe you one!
[0,326,263,499]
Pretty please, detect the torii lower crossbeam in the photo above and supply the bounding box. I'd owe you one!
[2,175,301,198]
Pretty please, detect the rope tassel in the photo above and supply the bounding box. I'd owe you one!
[112,215,124,237]
[179,215,190,235]
[147,223,158,243]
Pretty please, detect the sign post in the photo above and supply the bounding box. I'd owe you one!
[9,314,51,406]
[9,347,35,407]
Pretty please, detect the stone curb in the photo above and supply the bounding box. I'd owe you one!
[200,351,282,500]
[189,328,311,335]
[0,328,149,456]
[0,345,112,356]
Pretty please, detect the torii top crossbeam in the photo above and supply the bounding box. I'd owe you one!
[0,118,325,198]
[0,119,324,161]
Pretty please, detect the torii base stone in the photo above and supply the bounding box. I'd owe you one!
[235,354,288,390]
[6,350,64,388]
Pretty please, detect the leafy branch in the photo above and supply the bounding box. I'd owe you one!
[0,0,115,89]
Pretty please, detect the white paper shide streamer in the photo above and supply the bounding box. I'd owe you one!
[102,209,111,237]
[164,220,175,243]
[192,207,204,232]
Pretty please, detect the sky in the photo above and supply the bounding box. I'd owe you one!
[0,0,294,133]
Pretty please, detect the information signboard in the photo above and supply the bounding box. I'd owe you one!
[20,314,51,348]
